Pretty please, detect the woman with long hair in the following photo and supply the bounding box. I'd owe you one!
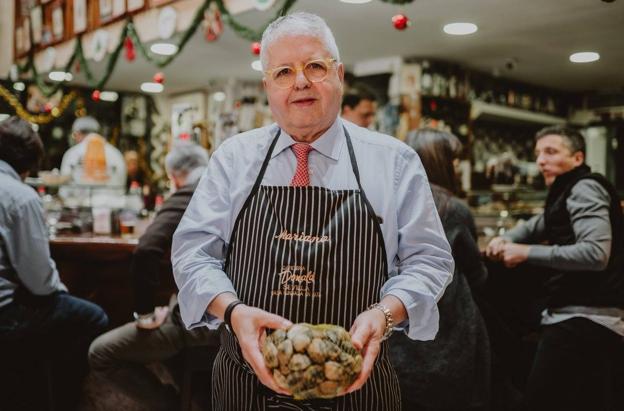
[389,128,491,411]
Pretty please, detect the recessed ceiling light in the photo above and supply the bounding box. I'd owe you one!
[13,82,25,91]
[99,91,119,102]
[569,52,600,63]
[443,22,478,36]
[213,91,226,102]
[150,42,178,56]
[64,72,73,81]
[340,0,372,4]
[140,82,164,93]
[49,71,68,81]
[251,60,263,72]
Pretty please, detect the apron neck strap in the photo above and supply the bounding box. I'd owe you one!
[252,124,364,192]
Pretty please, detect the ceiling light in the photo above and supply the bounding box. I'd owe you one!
[150,42,178,56]
[64,72,73,81]
[13,82,25,91]
[49,71,68,81]
[99,91,119,102]
[340,0,372,4]
[140,82,164,93]
[251,60,263,72]
[213,91,226,102]
[569,52,600,63]
[443,22,478,36]
[0,114,10,122]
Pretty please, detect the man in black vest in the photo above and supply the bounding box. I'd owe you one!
[486,126,624,411]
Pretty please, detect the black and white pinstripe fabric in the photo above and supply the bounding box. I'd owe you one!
[212,128,401,411]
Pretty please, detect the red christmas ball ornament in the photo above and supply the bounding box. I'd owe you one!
[124,37,136,62]
[251,42,261,56]
[91,90,101,101]
[43,103,53,113]
[392,14,410,30]
[153,72,165,84]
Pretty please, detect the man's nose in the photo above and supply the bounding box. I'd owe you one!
[293,69,311,89]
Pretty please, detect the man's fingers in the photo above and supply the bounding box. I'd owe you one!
[350,324,368,351]
[260,313,292,330]
[345,339,380,394]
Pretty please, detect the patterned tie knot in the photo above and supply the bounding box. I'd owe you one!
[290,143,313,187]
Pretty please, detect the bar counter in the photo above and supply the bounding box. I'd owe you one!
[50,232,176,327]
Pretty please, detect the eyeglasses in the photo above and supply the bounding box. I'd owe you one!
[264,58,337,89]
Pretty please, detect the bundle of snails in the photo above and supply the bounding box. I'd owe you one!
[262,323,362,400]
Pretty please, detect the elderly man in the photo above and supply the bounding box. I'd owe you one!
[0,116,108,410]
[341,89,377,128]
[172,12,453,410]
[486,126,624,411]
[89,142,219,411]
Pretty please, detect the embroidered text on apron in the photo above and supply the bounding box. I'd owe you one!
[212,127,401,411]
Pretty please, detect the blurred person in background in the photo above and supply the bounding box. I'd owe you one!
[0,116,108,411]
[89,142,219,411]
[389,128,491,411]
[486,125,624,411]
[60,116,126,198]
[341,88,377,128]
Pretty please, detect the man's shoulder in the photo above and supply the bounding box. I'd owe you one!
[570,177,611,202]
[0,174,39,212]
[344,122,414,158]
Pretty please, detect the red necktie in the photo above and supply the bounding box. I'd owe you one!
[290,143,313,187]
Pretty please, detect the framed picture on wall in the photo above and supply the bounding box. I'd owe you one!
[52,5,64,40]
[23,18,31,52]
[31,6,43,44]
[99,0,113,22]
[73,0,88,34]
[112,0,125,18]
[127,0,145,12]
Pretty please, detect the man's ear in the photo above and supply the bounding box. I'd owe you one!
[337,63,345,83]
[573,151,585,166]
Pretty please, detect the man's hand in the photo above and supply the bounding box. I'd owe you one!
[485,236,509,261]
[135,306,169,330]
[344,308,386,395]
[230,305,292,395]
[500,243,530,268]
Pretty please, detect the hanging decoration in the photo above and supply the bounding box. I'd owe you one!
[124,36,136,61]
[203,2,224,42]
[153,72,165,84]
[251,42,261,55]
[91,90,101,101]
[0,84,77,124]
[392,13,410,30]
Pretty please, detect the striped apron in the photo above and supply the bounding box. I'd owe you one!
[212,128,401,410]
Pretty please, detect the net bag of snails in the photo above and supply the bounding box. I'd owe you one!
[262,323,363,400]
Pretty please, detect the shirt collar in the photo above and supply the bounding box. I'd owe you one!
[0,160,21,182]
[270,117,344,161]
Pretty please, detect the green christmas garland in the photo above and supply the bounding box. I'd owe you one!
[14,0,297,97]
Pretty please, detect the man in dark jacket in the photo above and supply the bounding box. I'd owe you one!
[88,141,219,411]
[486,126,624,411]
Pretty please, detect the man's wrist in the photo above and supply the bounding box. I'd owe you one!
[224,300,245,332]
[368,303,394,340]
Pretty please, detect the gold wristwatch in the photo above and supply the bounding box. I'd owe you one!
[368,303,394,340]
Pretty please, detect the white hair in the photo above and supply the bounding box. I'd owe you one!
[260,12,340,71]
[165,141,209,184]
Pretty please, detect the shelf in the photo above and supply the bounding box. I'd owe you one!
[470,101,566,125]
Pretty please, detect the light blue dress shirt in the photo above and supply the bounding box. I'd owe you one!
[172,118,454,340]
[0,160,66,308]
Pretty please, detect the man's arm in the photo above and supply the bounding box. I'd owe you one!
[171,147,238,329]
[382,148,454,341]
[7,196,65,295]
[527,179,612,270]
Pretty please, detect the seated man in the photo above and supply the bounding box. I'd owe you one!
[89,142,219,411]
[486,126,624,411]
[0,116,109,411]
